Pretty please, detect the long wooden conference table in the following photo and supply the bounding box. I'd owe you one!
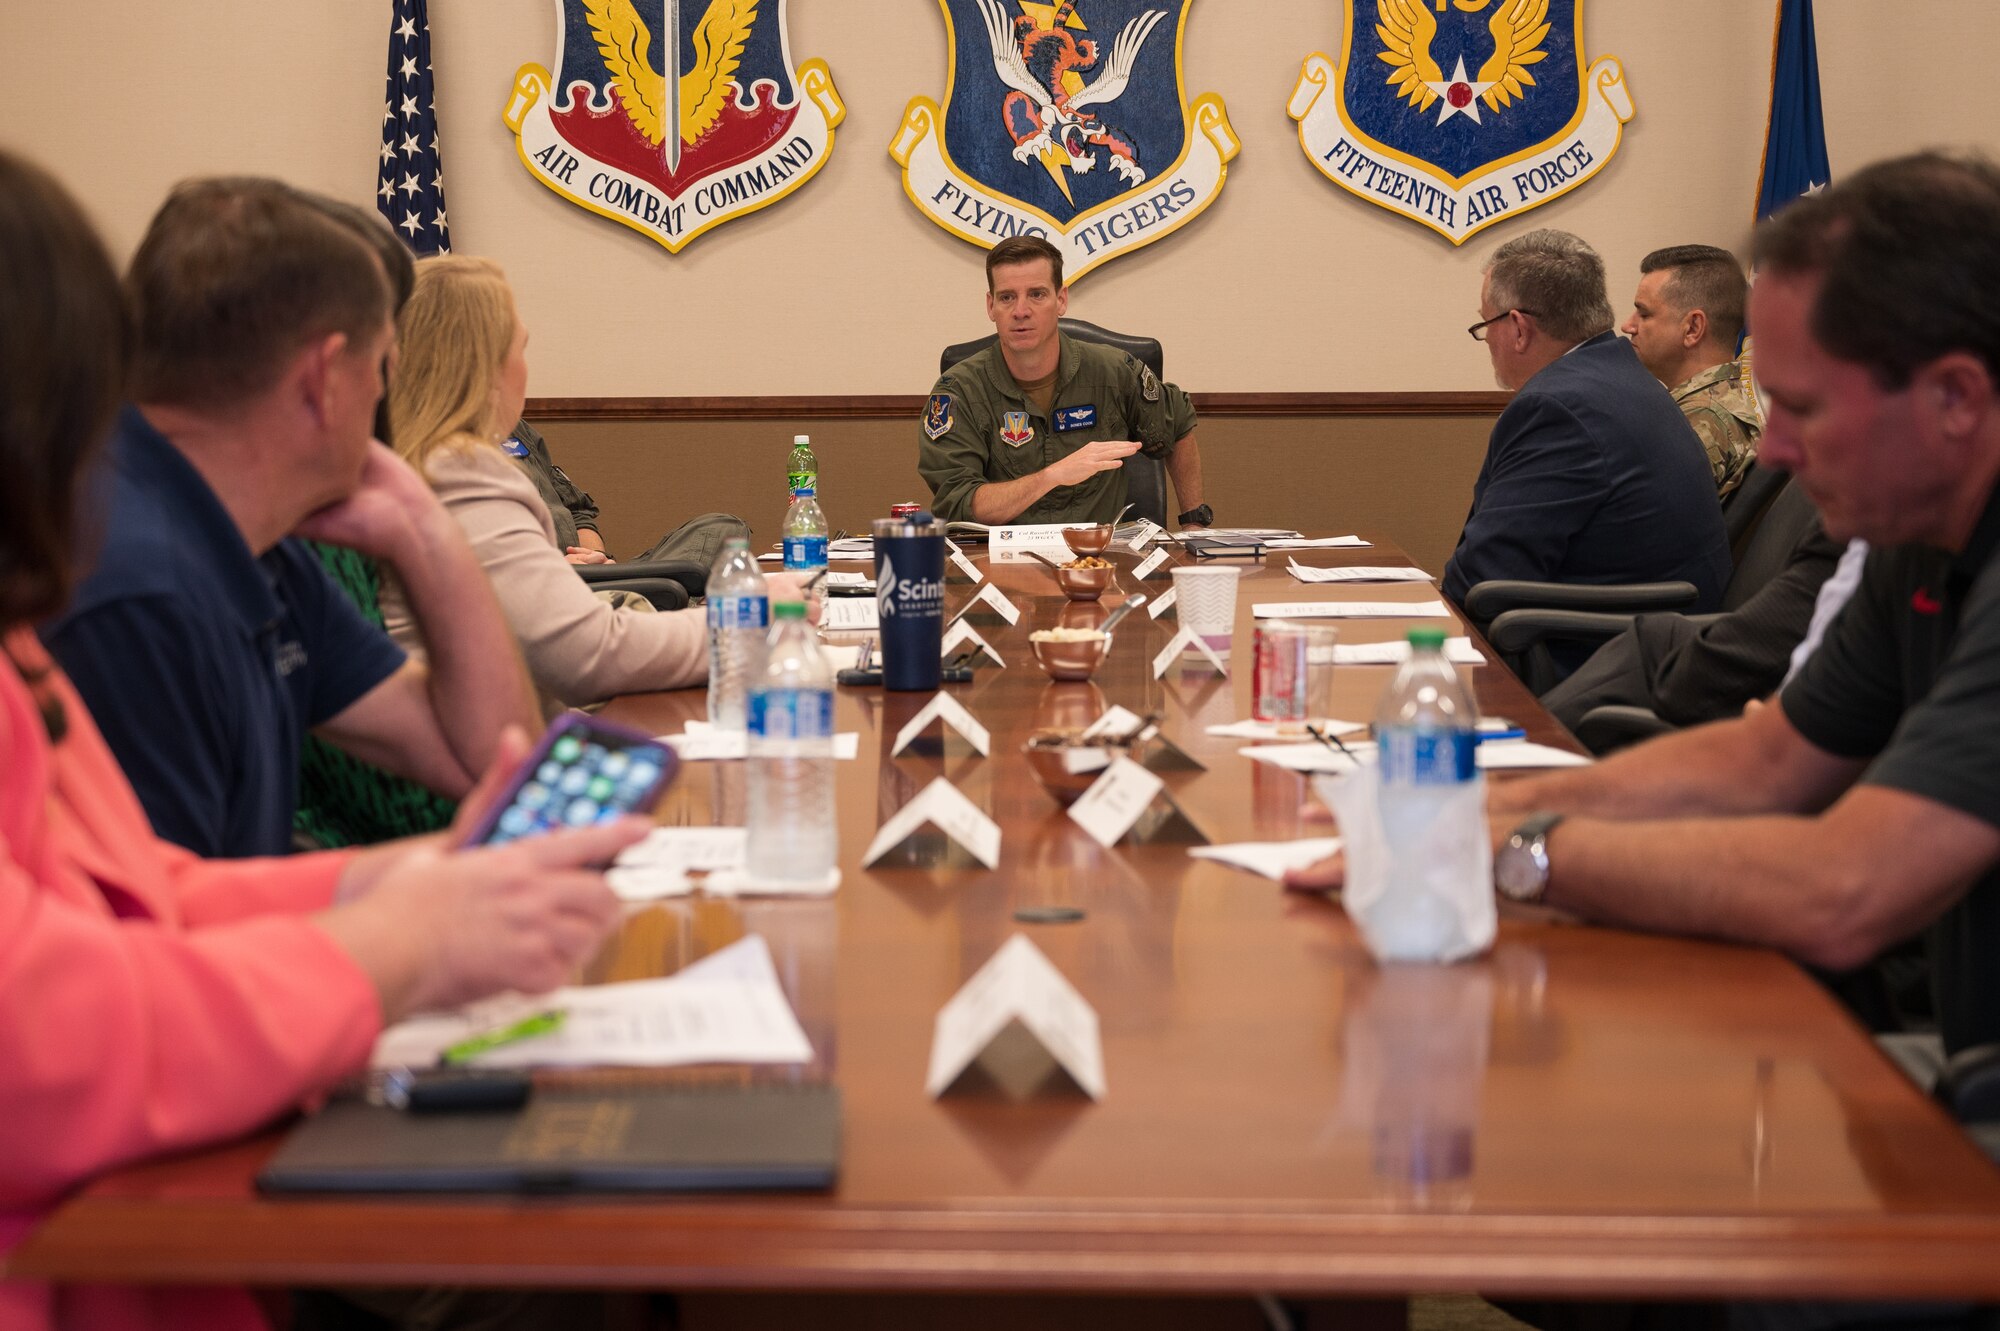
[14,536,2000,1312]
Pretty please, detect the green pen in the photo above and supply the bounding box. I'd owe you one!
[439,1008,567,1067]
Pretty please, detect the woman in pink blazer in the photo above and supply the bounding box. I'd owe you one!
[0,153,646,1330]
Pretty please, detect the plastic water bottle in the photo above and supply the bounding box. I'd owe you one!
[782,486,828,574]
[705,537,768,730]
[1369,627,1481,960]
[786,434,817,497]
[746,602,837,884]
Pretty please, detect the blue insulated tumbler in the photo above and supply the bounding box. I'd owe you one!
[872,514,946,691]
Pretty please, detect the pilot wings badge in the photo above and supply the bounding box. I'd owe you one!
[892,1,1238,282]
[1288,0,1634,245]
[503,0,843,253]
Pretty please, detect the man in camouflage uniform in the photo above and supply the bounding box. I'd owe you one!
[1621,244,1763,498]
[918,236,1208,527]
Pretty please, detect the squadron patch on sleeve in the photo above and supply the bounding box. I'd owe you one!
[1140,366,1162,403]
[924,393,955,440]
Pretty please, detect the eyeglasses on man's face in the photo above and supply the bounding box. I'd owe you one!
[1468,309,1539,342]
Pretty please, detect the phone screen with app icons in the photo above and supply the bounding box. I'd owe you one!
[465,715,677,848]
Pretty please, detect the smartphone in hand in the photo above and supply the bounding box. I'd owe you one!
[459,713,679,848]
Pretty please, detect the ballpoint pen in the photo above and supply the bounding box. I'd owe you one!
[439,1008,567,1067]
[1305,723,1360,765]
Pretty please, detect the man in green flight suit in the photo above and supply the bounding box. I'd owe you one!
[918,236,1209,528]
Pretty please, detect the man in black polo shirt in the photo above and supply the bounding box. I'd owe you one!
[1293,152,2000,1063]
[44,179,537,858]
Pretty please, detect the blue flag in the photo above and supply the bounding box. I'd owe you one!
[1755,0,1830,221]
[377,0,451,255]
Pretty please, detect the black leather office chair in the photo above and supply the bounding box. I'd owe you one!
[1721,460,1790,561]
[1469,473,1814,697]
[1936,1045,2000,1161]
[574,560,707,612]
[937,317,1171,529]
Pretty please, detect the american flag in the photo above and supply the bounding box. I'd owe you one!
[377,0,451,255]
[1754,0,1830,222]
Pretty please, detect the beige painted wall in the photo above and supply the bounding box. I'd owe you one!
[4,1,1996,398]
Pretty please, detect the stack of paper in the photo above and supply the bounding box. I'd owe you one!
[606,826,749,901]
[1332,637,1487,665]
[759,538,874,564]
[1167,527,1302,544]
[1240,739,1591,773]
[1189,838,1343,882]
[1253,600,1454,620]
[1263,536,1372,549]
[1204,718,1365,741]
[370,935,815,1070]
[1286,560,1433,584]
[819,598,880,632]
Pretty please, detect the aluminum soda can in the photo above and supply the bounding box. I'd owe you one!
[889,502,923,519]
[1252,623,1310,730]
[872,512,946,691]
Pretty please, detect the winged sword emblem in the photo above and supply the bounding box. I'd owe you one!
[582,0,756,167]
[504,0,844,252]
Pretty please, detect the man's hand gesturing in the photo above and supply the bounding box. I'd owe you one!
[1046,439,1141,489]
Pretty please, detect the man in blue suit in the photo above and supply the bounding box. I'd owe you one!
[1442,229,1732,680]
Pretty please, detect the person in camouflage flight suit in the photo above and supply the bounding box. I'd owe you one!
[918,236,1208,528]
[1621,244,1764,499]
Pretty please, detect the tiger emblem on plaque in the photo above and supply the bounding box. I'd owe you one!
[892,0,1238,282]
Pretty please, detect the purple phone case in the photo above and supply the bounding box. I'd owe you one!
[458,713,679,848]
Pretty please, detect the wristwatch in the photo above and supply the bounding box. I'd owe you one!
[1495,812,1566,904]
[1177,504,1213,527]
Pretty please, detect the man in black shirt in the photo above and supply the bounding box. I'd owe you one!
[1293,152,2000,1060]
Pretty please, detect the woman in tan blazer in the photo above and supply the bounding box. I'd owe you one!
[382,256,791,709]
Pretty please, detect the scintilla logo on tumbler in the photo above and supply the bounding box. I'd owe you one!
[877,554,944,619]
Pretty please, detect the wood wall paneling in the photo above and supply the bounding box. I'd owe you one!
[526,399,1501,577]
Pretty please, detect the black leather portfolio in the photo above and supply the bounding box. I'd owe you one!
[257,1083,840,1194]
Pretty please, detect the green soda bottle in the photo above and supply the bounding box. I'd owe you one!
[786,434,817,498]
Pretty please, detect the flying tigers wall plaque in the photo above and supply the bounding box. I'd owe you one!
[504,0,844,252]
[1289,0,1634,244]
[891,0,1238,282]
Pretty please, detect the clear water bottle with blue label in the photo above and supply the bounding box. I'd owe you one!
[746,601,837,884]
[705,537,768,730]
[1369,626,1481,959]
[782,486,828,575]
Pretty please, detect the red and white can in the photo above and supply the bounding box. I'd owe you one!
[1252,623,1310,729]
